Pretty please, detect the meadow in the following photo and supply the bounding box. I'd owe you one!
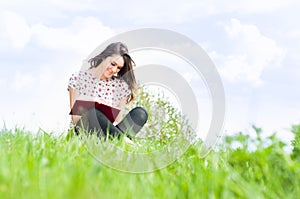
[0,90,299,199]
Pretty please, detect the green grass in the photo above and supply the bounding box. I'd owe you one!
[1,90,299,198]
[0,125,300,199]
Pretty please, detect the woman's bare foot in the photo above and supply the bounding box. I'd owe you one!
[123,136,133,145]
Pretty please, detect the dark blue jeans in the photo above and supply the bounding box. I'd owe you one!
[75,107,148,138]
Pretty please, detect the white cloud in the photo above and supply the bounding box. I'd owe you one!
[0,78,6,89]
[2,0,296,26]
[0,11,31,50]
[283,30,300,70]
[0,10,115,56]
[207,0,295,14]
[286,30,300,39]
[31,16,115,57]
[211,18,286,86]
[1,65,71,133]
[100,0,296,23]
[0,0,94,18]
[12,71,35,91]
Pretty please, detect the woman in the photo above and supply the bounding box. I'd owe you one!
[68,42,148,139]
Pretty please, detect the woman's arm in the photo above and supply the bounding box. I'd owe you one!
[69,87,81,124]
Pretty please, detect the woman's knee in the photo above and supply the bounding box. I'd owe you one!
[129,106,148,125]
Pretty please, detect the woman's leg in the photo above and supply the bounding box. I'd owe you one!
[75,106,148,139]
[116,107,148,137]
[76,108,122,138]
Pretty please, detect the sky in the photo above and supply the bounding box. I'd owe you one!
[0,0,300,145]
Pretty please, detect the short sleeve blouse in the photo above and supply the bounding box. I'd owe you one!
[68,70,131,107]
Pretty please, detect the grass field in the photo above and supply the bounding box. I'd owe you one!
[0,124,299,199]
[1,91,300,199]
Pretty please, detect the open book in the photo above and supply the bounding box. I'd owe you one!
[69,100,121,123]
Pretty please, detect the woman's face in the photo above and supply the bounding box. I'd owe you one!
[101,54,124,80]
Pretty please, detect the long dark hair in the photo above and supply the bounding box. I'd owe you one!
[88,42,137,103]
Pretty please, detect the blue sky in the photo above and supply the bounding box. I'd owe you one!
[0,0,299,144]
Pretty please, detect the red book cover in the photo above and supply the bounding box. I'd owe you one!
[69,100,121,122]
